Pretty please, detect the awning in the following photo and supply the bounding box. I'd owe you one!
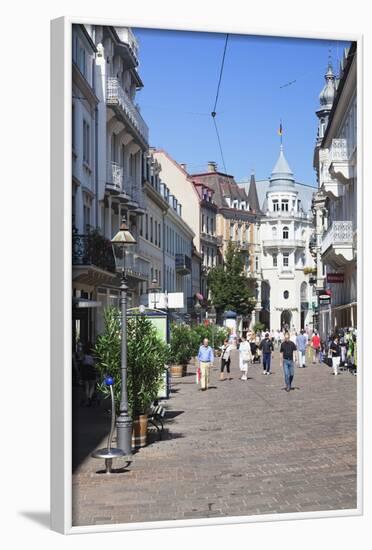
[73,298,102,308]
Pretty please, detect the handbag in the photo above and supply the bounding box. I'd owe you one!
[196,366,201,384]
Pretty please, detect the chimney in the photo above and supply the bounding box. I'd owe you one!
[180,163,187,171]
[207,161,217,173]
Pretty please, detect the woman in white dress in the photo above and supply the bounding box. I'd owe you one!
[238,336,253,381]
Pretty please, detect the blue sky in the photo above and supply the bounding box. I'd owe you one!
[133,28,349,186]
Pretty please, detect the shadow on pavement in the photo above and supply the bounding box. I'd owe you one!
[72,386,110,473]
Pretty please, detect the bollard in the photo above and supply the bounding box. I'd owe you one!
[91,376,126,474]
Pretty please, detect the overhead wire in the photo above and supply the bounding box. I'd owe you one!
[211,33,229,173]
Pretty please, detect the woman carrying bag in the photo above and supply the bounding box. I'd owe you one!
[220,338,233,381]
[239,336,253,381]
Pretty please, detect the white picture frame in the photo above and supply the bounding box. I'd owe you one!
[51,15,363,535]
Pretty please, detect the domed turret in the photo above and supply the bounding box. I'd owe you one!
[319,62,336,110]
[269,145,296,191]
[315,58,336,144]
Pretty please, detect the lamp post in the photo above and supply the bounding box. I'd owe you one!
[111,217,136,455]
[147,278,161,309]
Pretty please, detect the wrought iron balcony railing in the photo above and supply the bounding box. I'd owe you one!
[175,253,192,275]
[106,77,149,144]
[72,230,115,273]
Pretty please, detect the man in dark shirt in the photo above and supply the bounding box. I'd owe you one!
[329,335,341,376]
[259,332,274,375]
[280,332,297,391]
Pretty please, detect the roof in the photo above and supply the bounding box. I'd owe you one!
[246,172,262,214]
[190,171,249,209]
[238,178,316,214]
[268,145,296,191]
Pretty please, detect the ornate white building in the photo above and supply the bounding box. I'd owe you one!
[312,44,357,337]
[256,146,316,331]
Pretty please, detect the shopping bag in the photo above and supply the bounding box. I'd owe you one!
[196,366,201,384]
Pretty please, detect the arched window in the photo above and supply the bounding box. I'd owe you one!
[283,290,289,299]
[272,226,277,238]
[283,226,289,239]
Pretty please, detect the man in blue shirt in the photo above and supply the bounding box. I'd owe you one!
[197,338,214,391]
[296,329,308,368]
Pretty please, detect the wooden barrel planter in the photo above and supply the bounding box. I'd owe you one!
[131,414,148,448]
[169,364,187,378]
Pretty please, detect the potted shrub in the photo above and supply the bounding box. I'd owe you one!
[169,323,194,377]
[94,307,169,449]
[303,267,317,275]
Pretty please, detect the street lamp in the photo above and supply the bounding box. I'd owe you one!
[147,278,161,309]
[111,217,136,455]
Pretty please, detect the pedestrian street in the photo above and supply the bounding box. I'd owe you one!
[72,350,357,526]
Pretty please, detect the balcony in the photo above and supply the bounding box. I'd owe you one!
[201,232,218,246]
[263,239,306,249]
[124,251,150,281]
[72,230,116,286]
[321,221,354,267]
[106,77,149,145]
[175,253,192,275]
[329,139,353,185]
[113,27,139,66]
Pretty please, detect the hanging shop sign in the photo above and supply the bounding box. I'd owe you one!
[318,295,331,306]
[327,273,344,283]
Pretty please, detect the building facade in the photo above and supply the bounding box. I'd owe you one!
[152,150,217,308]
[240,146,316,331]
[312,44,357,337]
[72,24,151,346]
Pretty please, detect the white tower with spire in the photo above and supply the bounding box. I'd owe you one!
[259,145,315,331]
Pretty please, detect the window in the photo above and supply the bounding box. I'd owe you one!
[283,290,289,299]
[145,214,148,240]
[245,224,250,241]
[230,223,234,239]
[272,226,277,239]
[273,200,279,212]
[281,200,289,212]
[154,221,157,246]
[78,44,87,77]
[72,104,76,151]
[83,204,91,232]
[206,217,209,234]
[202,214,205,233]
[111,133,117,163]
[255,256,259,271]
[158,223,161,248]
[283,226,289,239]
[273,253,278,267]
[83,120,90,165]
[210,218,214,235]
[283,253,289,267]
[140,216,143,237]
[150,217,153,243]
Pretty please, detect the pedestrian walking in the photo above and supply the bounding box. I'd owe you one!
[259,332,274,375]
[280,332,297,392]
[329,335,341,376]
[311,330,321,364]
[296,329,307,368]
[238,336,253,381]
[290,331,298,365]
[80,343,97,407]
[197,338,214,391]
[220,338,233,381]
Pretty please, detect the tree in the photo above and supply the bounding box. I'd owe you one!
[207,241,256,316]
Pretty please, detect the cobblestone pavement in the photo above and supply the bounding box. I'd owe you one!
[72,350,357,526]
